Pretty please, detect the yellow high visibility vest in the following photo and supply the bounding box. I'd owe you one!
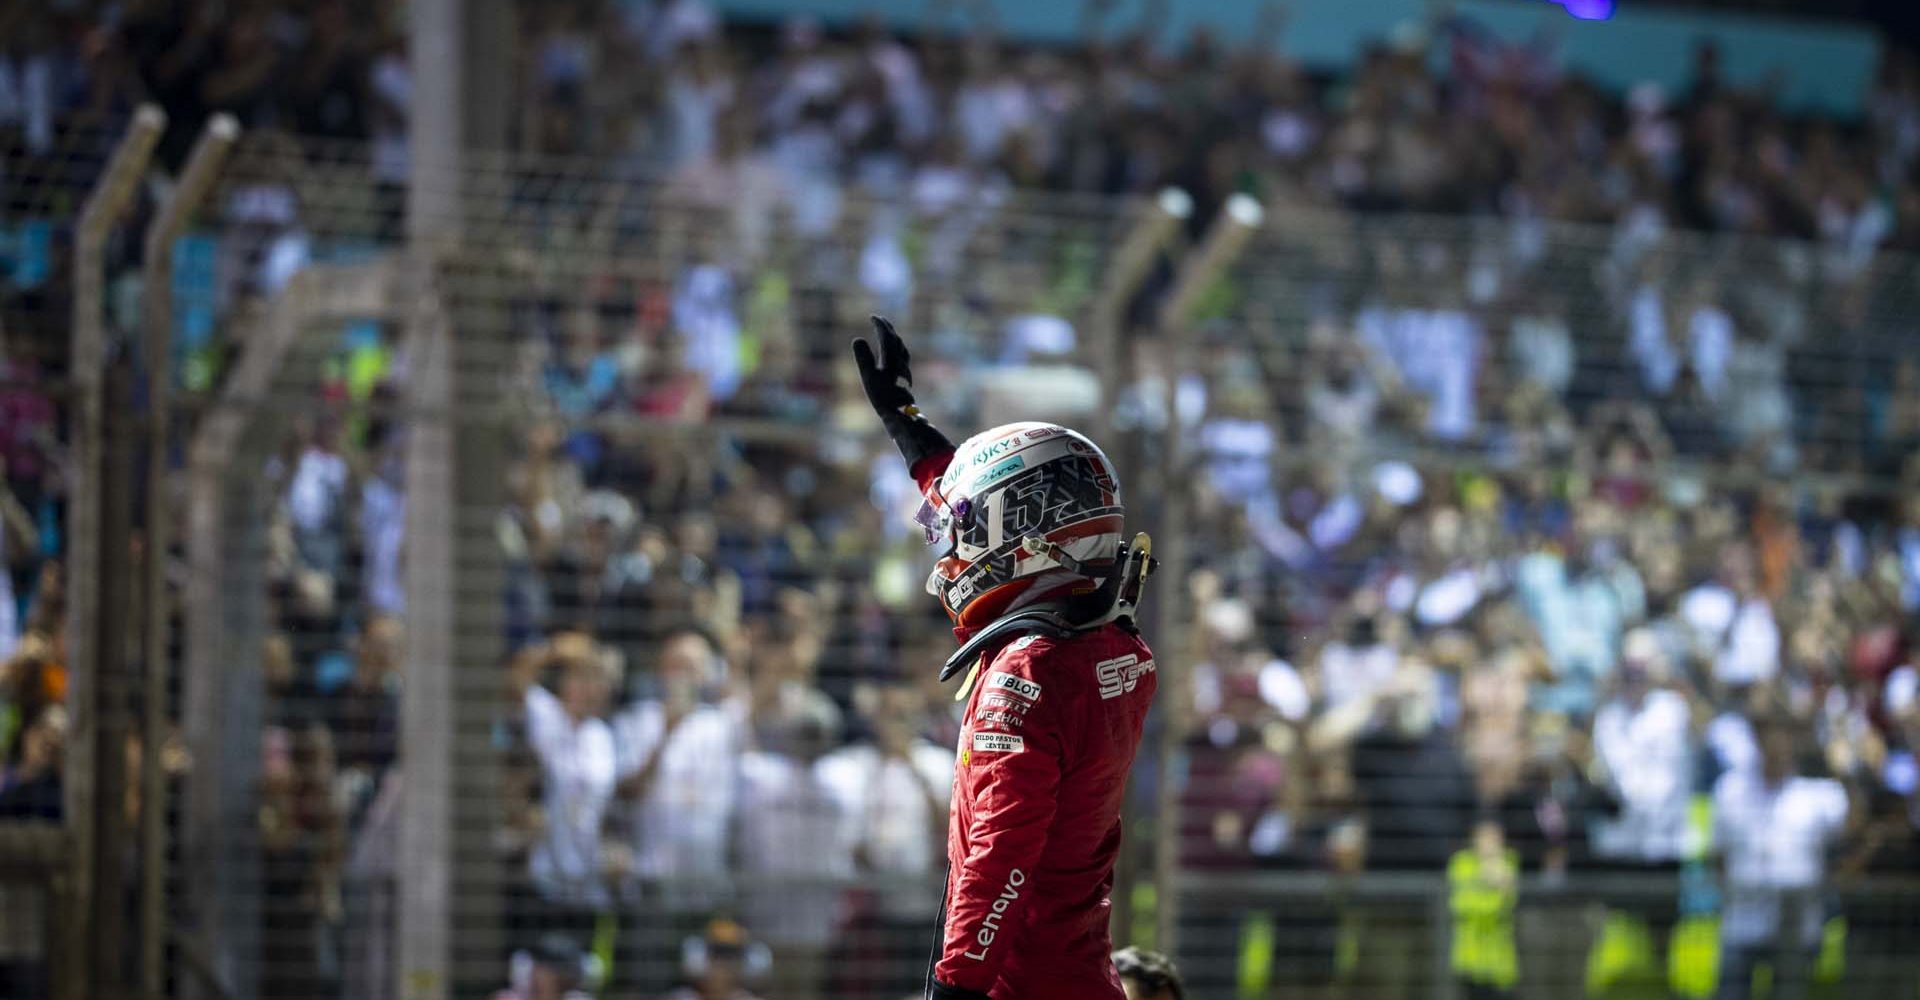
[1449,848,1520,989]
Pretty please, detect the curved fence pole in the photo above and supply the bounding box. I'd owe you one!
[66,103,164,1000]
[1091,188,1191,950]
[1086,188,1192,451]
[140,113,238,1000]
[1150,195,1265,959]
[183,260,399,1000]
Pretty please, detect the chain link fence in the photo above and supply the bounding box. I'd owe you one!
[13,112,1920,1000]
[172,130,1159,1000]
[1158,210,1920,1000]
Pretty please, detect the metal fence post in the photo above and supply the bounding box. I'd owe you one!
[1151,195,1264,958]
[139,113,237,1000]
[398,258,454,1000]
[94,354,138,1000]
[66,103,164,1000]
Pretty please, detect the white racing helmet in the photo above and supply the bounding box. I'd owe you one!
[915,422,1125,628]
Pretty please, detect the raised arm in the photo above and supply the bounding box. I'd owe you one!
[851,316,957,491]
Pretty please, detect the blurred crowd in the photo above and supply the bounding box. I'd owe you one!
[7,0,1920,240]
[5,2,1920,1000]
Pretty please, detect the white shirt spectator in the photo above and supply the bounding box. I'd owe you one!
[288,444,348,536]
[1258,659,1312,722]
[858,225,912,314]
[1319,641,1399,711]
[672,264,742,400]
[1592,689,1694,863]
[1682,581,1779,683]
[1509,313,1574,394]
[1713,771,1849,945]
[1894,527,1920,612]
[1357,305,1481,441]
[525,685,618,907]
[1307,374,1380,446]
[611,701,741,907]
[1707,712,1759,778]
[1688,304,1735,402]
[370,52,411,185]
[0,52,54,155]
[736,751,853,949]
[664,68,734,170]
[1725,340,1791,445]
[361,472,406,616]
[1715,598,1781,686]
[1680,582,1736,640]
[954,75,1032,165]
[637,0,721,61]
[1198,418,1275,507]
[1416,567,1484,627]
[818,742,953,921]
[1885,664,1918,718]
[1629,284,1677,395]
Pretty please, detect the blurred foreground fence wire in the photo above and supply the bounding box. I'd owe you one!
[7,118,1920,1000]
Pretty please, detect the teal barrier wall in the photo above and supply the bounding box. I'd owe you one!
[708,0,1880,117]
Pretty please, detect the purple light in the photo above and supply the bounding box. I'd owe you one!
[1555,0,1617,19]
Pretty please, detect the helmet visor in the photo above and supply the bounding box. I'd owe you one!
[912,494,971,558]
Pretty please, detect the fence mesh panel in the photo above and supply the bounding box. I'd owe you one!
[1162,210,1920,1000]
[177,131,1145,1000]
[19,117,1919,1000]
[1,115,132,1000]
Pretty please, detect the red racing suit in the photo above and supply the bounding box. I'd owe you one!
[930,623,1158,999]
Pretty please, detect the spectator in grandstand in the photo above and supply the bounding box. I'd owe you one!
[285,416,351,580]
[1587,630,1697,990]
[0,628,61,774]
[0,457,41,662]
[610,629,741,988]
[1712,711,1856,1000]
[258,720,345,1000]
[360,442,407,617]
[1342,665,1475,1000]
[820,680,954,998]
[732,695,850,1000]
[513,631,623,913]
[0,710,59,1000]
[495,932,599,1000]
[1112,947,1185,1000]
[1591,629,1695,869]
[1681,544,1781,687]
[661,917,769,1000]
[329,614,401,814]
[1515,527,1641,717]
[1350,661,1477,871]
[0,702,62,820]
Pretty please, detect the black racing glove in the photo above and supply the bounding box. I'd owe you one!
[927,978,994,1000]
[852,315,955,471]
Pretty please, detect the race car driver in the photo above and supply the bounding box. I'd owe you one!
[851,317,1159,1000]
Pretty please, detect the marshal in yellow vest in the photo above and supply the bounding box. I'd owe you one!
[1450,845,1521,993]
